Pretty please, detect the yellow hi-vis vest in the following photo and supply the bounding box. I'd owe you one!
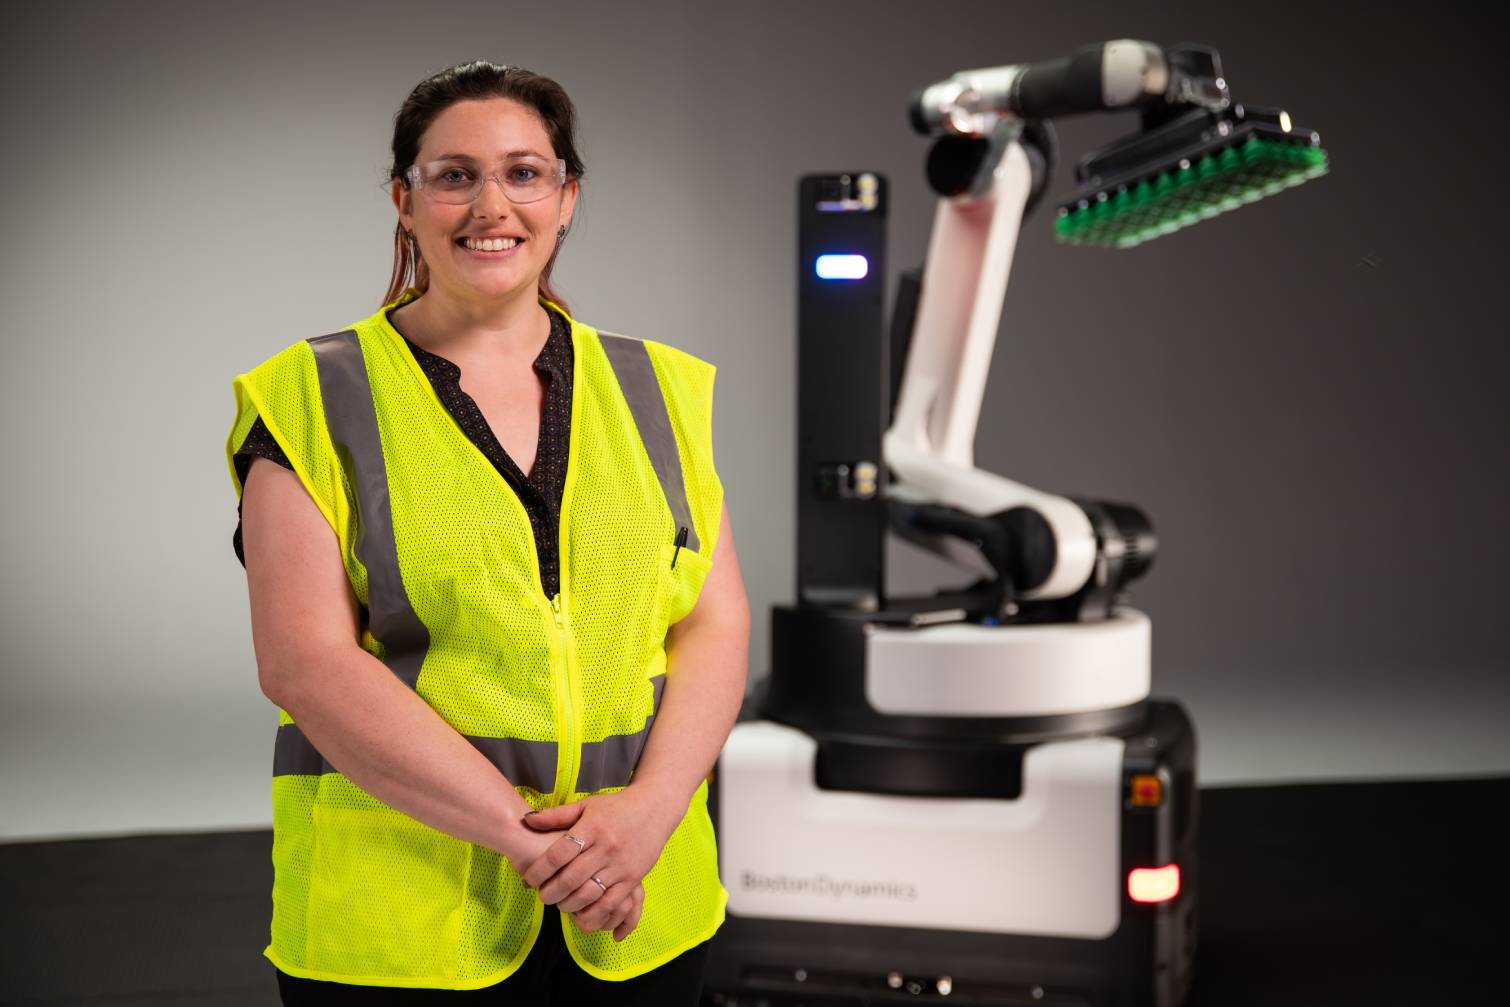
[224,288,725,988]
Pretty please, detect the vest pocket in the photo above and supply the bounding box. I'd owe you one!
[306,802,466,981]
[659,540,713,626]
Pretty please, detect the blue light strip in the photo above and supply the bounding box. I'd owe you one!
[815,254,869,280]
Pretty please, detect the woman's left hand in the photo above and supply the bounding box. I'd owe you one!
[519,787,684,914]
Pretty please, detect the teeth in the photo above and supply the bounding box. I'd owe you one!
[463,236,519,251]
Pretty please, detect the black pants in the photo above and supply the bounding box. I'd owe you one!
[275,907,708,1005]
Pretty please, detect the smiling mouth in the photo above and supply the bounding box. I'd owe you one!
[458,236,524,252]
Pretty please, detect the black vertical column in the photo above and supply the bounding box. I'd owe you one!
[795,173,889,608]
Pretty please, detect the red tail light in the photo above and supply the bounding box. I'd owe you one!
[1128,864,1181,903]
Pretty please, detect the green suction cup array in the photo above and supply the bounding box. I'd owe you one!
[1055,117,1328,249]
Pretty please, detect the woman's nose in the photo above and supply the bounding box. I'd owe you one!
[472,175,514,215]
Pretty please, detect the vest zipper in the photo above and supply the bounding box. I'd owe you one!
[549,592,581,805]
[549,318,583,806]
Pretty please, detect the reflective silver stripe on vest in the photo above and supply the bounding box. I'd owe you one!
[468,737,558,795]
[273,675,668,794]
[272,723,333,777]
[597,333,700,552]
[307,329,430,692]
[273,723,557,794]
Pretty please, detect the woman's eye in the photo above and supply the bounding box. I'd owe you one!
[437,168,472,184]
[508,166,540,183]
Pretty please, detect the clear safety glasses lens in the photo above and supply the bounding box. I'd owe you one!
[406,157,567,205]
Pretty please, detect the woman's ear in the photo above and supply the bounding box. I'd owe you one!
[390,178,412,232]
[558,178,580,232]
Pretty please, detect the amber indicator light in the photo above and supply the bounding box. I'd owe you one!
[1130,773,1163,807]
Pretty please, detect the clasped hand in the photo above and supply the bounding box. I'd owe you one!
[517,788,681,942]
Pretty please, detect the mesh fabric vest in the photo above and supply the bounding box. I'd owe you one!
[225,288,725,987]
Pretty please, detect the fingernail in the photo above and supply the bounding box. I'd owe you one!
[523,810,539,819]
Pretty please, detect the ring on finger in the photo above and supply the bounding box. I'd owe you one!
[566,834,585,849]
[590,875,607,892]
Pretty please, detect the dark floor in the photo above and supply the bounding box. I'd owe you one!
[2,778,1507,1005]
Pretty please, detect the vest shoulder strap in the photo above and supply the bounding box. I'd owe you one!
[596,331,708,553]
[305,329,430,691]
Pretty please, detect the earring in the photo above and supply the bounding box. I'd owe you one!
[557,225,566,239]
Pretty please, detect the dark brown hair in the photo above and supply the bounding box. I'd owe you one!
[382,60,585,311]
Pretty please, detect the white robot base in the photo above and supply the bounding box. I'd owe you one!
[719,721,1127,939]
[705,670,1198,1006]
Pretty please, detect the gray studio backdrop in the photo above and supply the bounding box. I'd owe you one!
[3,1,1505,841]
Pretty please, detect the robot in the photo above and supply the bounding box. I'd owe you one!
[705,40,1327,1007]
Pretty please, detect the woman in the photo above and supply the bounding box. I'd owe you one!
[227,61,749,1003]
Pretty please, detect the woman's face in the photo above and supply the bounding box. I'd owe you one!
[393,97,577,308]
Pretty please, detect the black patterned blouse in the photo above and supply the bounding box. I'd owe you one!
[232,305,574,598]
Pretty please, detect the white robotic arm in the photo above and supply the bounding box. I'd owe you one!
[884,138,1098,602]
[884,39,1205,606]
